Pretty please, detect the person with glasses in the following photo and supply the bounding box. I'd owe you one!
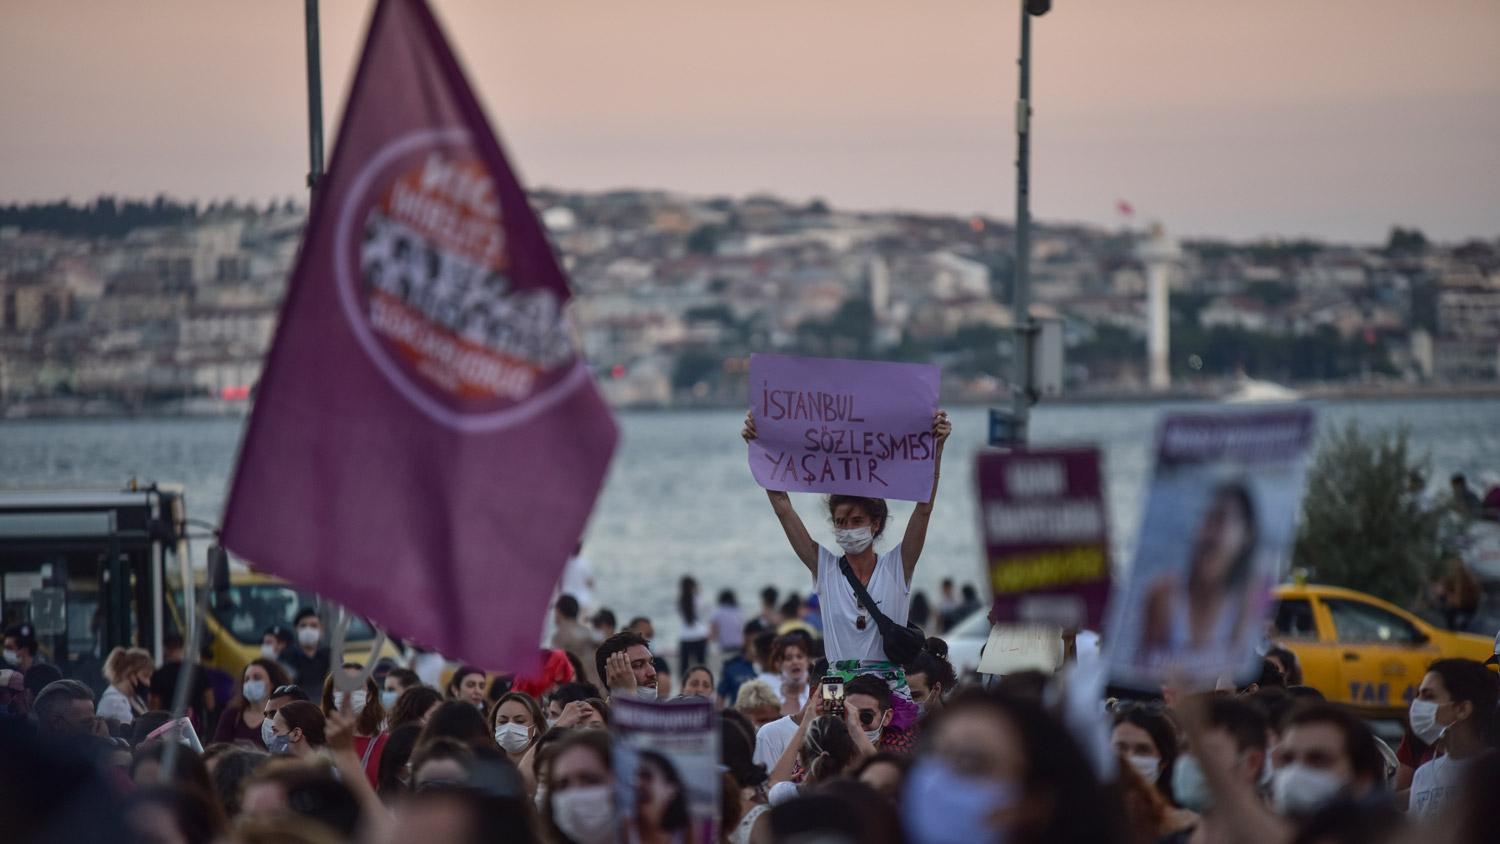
[260,683,309,749]
[214,658,290,749]
[845,674,915,756]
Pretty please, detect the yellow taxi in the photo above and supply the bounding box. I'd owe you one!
[1270,582,1495,717]
[166,569,400,684]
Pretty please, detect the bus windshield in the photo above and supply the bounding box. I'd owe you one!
[195,583,377,645]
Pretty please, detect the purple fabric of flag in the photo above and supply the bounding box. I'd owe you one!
[220,0,617,673]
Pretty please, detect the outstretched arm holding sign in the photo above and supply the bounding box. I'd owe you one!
[743,412,819,575]
[742,409,951,581]
[900,410,951,582]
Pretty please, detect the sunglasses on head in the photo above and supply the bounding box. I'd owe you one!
[1107,699,1167,716]
[272,685,300,698]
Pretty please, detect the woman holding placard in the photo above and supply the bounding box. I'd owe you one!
[741,408,950,729]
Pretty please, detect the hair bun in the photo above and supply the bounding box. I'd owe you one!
[924,637,949,659]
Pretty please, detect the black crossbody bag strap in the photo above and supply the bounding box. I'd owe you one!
[838,556,896,634]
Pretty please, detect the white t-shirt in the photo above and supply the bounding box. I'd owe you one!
[559,554,595,608]
[680,599,709,641]
[710,605,745,649]
[1409,752,1472,820]
[815,544,910,663]
[97,686,136,724]
[753,714,801,772]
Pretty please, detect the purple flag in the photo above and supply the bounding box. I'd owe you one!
[220,0,617,673]
[748,354,940,502]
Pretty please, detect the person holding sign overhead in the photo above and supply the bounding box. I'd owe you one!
[742,407,950,731]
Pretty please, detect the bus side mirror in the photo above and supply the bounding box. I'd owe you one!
[208,545,231,599]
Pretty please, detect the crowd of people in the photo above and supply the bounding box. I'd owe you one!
[2,411,1498,843]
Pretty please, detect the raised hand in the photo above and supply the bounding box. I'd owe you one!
[741,411,758,443]
[932,409,951,445]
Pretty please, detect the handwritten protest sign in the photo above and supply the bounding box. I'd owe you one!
[613,697,719,844]
[977,624,1065,675]
[977,447,1110,630]
[748,354,940,502]
[1104,407,1316,689]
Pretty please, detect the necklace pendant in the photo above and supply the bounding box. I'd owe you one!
[856,615,867,630]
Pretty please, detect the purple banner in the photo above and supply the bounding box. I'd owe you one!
[977,447,1110,630]
[219,0,617,674]
[748,354,940,502]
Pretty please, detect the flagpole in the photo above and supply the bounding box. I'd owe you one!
[304,0,326,191]
[1010,0,1035,447]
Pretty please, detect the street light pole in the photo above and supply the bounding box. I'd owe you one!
[304,0,325,192]
[1010,0,1036,446]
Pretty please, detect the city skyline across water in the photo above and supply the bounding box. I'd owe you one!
[3,397,1495,647]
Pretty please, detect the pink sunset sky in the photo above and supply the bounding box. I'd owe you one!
[2,0,1497,242]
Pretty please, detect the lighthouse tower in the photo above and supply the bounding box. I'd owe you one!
[1137,223,1180,391]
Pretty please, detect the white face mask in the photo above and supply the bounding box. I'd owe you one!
[335,690,368,714]
[551,784,617,844]
[863,727,883,745]
[1126,753,1161,784]
[380,690,399,710]
[297,626,321,648]
[243,679,268,702]
[834,526,874,555]
[260,643,279,661]
[3,649,20,666]
[634,686,660,702]
[260,717,277,747]
[494,722,532,753]
[1409,698,1448,745]
[1270,764,1346,817]
[534,784,548,811]
[1172,754,1212,813]
[545,718,559,731]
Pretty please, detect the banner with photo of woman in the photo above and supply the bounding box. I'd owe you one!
[612,697,719,844]
[1104,407,1317,689]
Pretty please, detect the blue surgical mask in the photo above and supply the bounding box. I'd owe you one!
[902,759,1016,844]
[267,733,292,755]
[261,718,277,747]
[380,690,399,710]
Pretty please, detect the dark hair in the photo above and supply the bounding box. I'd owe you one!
[770,633,809,669]
[1266,646,1303,685]
[277,700,327,746]
[941,578,954,590]
[263,626,293,647]
[1113,708,1180,804]
[555,595,581,621]
[1204,696,1268,753]
[753,631,778,662]
[591,608,616,630]
[1286,685,1326,703]
[717,589,737,607]
[390,685,443,731]
[679,577,699,628]
[761,586,779,607]
[802,714,860,783]
[909,591,931,628]
[827,495,889,539]
[933,688,1128,844]
[720,714,767,789]
[852,750,911,781]
[410,736,476,785]
[637,750,691,831]
[682,665,715,695]
[548,681,600,711]
[814,779,906,843]
[1426,658,1500,745]
[163,633,185,651]
[123,785,226,844]
[595,632,651,691]
[491,691,547,738]
[447,666,486,699]
[130,739,215,798]
[244,760,360,838]
[1282,704,1385,787]
[386,668,420,691]
[293,607,318,626]
[626,616,652,633]
[585,698,612,725]
[210,748,269,818]
[845,675,893,711]
[33,679,94,731]
[1248,686,1295,733]
[905,642,957,694]
[23,663,62,698]
[1191,482,1259,590]
[243,658,291,705]
[960,584,978,602]
[1290,798,1405,844]
[419,700,493,751]
[375,723,423,799]
[542,730,613,842]
[1254,657,1286,690]
[320,664,385,737]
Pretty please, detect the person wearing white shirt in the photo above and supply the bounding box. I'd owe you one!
[97,646,152,725]
[1407,658,1497,820]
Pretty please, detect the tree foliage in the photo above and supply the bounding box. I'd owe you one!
[0,195,200,238]
[1293,423,1441,605]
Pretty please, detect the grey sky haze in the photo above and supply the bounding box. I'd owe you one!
[2,0,1497,242]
